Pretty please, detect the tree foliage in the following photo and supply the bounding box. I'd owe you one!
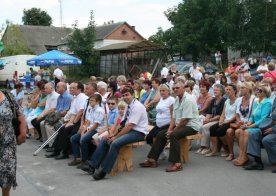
[22,8,52,26]
[149,0,276,61]
[67,10,99,76]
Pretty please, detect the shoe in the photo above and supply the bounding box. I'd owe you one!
[77,162,87,169]
[36,137,41,141]
[68,159,82,166]
[200,148,211,155]
[165,164,183,172]
[81,164,95,175]
[243,162,264,170]
[220,152,229,157]
[272,168,276,173]
[93,170,106,180]
[139,160,158,168]
[205,152,219,157]
[43,144,49,149]
[45,152,60,158]
[40,138,43,142]
[158,151,168,161]
[46,147,54,153]
[55,153,69,160]
[195,147,204,154]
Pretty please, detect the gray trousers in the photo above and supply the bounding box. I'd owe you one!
[247,131,276,164]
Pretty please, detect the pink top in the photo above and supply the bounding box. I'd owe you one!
[263,71,276,82]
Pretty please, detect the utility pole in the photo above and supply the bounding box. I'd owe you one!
[59,0,63,27]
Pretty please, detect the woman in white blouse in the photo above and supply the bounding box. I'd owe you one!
[145,84,175,145]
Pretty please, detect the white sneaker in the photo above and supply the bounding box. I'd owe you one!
[195,147,204,154]
[200,148,211,155]
[159,151,168,161]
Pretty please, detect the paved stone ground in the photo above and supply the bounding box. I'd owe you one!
[12,138,276,196]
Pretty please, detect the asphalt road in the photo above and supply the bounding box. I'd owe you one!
[12,138,276,196]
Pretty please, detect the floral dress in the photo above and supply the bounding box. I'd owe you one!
[0,92,19,188]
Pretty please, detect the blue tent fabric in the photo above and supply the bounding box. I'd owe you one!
[27,50,82,66]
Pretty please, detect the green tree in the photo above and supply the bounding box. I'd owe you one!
[67,10,99,76]
[151,0,276,61]
[22,8,52,26]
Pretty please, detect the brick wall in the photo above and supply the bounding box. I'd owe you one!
[106,24,144,41]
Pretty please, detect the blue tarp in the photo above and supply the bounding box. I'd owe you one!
[27,50,82,66]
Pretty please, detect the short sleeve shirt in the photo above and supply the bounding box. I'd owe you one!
[72,93,88,114]
[125,99,149,135]
[173,92,201,131]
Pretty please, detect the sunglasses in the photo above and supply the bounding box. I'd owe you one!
[255,88,263,93]
[172,87,180,90]
[108,102,116,105]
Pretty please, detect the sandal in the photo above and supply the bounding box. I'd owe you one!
[225,154,234,161]
[233,158,249,166]
[139,160,158,168]
[166,164,183,172]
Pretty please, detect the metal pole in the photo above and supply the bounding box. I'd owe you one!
[33,123,64,156]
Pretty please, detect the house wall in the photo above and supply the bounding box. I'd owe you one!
[106,24,144,41]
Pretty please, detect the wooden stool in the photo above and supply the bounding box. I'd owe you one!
[180,133,203,163]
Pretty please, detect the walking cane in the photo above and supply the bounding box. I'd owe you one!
[33,123,64,156]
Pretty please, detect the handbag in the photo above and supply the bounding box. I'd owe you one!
[2,91,20,137]
[45,112,61,126]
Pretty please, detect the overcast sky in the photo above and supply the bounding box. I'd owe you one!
[1,0,181,38]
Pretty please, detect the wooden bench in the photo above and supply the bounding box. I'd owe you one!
[180,133,203,163]
[110,125,154,176]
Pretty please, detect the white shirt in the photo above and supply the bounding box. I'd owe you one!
[161,67,169,78]
[72,92,88,114]
[156,96,175,127]
[189,67,202,82]
[53,68,63,79]
[124,99,149,135]
[257,64,268,76]
[86,105,106,132]
[224,99,238,122]
[42,91,59,116]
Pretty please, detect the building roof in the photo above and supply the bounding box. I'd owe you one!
[17,25,73,55]
[2,22,145,55]
[97,40,165,53]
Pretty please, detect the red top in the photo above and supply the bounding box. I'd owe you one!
[263,71,276,82]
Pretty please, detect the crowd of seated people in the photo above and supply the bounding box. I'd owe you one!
[12,58,276,182]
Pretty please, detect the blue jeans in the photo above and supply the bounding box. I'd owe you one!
[71,131,96,161]
[88,130,145,173]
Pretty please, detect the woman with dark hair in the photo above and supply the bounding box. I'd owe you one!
[107,81,118,97]
[10,83,24,106]
[205,84,238,157]
[220,75,228,87]
[144,78,161,125]
[141,80,152,104]
[197,81,212,115]
[196,84,226,155]
[0,90,26,195]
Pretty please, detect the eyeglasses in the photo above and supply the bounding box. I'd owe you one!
[172,87,180,90]
[108,102,116,105]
